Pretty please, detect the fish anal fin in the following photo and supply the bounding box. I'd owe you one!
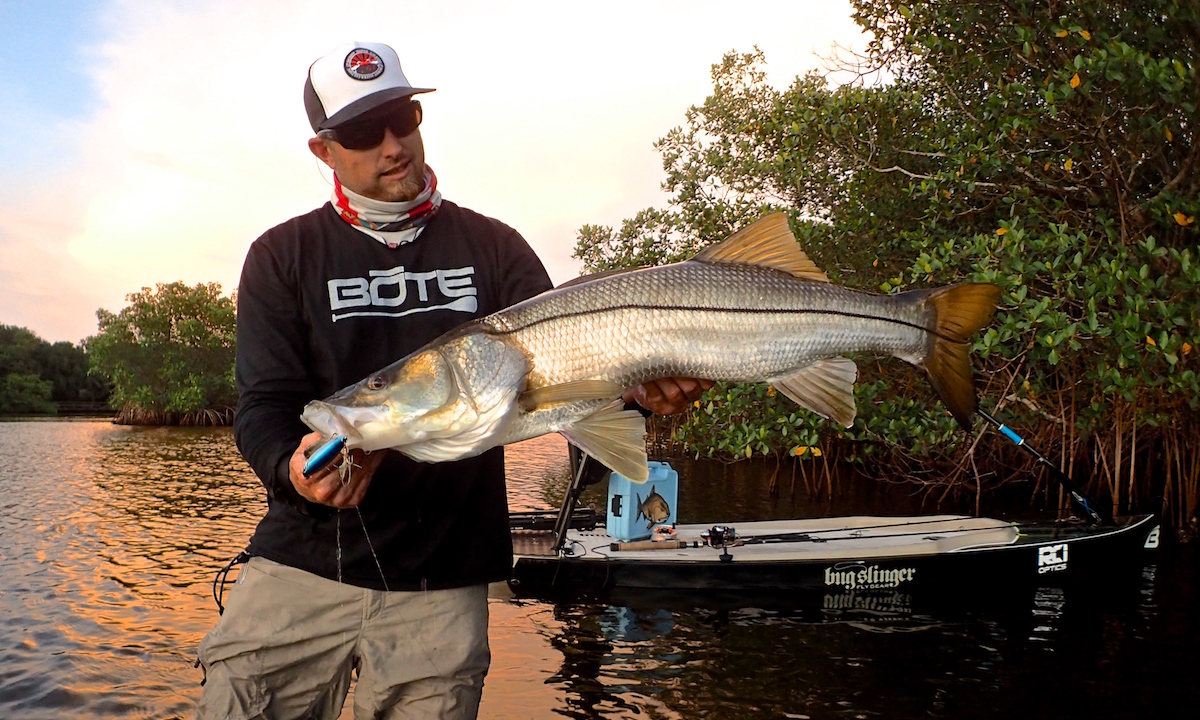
[771,357,858,428]
[919,283,1003,430]
[694,213,829,283]
[518,380,625,411]
[560,400,649,482]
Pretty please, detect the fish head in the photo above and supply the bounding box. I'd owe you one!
[302,347,461,451]
[301,327,532,456]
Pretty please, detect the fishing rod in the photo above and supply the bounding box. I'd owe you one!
[977,408,1112,525]
[730,517,1013,546]
[608,521,1014,553]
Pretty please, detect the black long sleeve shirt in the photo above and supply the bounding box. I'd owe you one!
[233,201,552,590]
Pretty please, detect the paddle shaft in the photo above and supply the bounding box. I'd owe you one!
[977,409,1111,525]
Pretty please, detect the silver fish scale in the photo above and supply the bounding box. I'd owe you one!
[484,261,933,390]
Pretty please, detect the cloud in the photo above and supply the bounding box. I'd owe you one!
[0,0,867,342]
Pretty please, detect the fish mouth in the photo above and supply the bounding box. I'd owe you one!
[300,400,374,446]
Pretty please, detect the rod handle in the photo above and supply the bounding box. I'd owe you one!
[609,539,692,552]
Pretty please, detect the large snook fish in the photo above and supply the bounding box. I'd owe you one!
[302,213,1001,481]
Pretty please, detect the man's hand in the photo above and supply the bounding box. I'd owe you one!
[288,432,387,508]
[623,377,714,416]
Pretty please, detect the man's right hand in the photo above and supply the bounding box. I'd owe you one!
[624,377,714,416]
[288,432,386,508]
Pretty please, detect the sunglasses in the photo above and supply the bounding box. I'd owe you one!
[319,100,423,150]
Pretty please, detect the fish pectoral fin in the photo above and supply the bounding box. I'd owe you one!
[771,357,859,428]
[518,380,625,411]
[693,212,829,282]
[560,399,649,482]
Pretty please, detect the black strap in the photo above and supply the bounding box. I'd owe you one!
[211,550,252,616]
[196,550,252,687]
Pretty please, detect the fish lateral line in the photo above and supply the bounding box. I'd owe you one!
[488,303,957,343]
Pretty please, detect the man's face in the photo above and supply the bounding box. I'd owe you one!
[309,124,426,203]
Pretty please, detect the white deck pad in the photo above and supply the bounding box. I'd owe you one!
[565,515,1020,563]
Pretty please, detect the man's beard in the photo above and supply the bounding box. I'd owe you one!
[390,173,424,202]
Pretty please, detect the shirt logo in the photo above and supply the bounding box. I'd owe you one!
[344,49,385,81]
[327,265,477,322]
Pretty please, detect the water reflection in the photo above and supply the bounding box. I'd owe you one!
[504,563,1191,720]
[0,423,571,719]
[1,422,1196,719]
[0,422,261,719]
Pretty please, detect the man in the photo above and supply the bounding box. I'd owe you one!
[196,42,707,719]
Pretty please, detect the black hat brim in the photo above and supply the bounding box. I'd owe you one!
[306,84,435,132]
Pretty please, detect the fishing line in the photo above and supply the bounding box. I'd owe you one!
[356,505,389,592]
[335,447,390,591]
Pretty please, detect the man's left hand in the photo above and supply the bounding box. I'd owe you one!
[623,377,714,416]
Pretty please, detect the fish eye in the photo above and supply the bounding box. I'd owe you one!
[368,374,387,390]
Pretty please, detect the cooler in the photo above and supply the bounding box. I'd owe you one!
[606,461,679,541]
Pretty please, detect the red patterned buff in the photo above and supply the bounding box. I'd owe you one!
[331,167,441,235]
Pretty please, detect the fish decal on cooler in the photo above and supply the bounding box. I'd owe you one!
[636,486,671,528]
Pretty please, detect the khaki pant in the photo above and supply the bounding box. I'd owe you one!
[195,558,490,720]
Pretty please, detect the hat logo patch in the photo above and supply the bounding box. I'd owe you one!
[344,49,385,81]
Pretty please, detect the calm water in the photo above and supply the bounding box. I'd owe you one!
[0,420,1196,719]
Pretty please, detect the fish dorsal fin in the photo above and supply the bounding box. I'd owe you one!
[771,357,858,428]
[518,380,625,411]
[694,212,829,282]
[560,399,649,482]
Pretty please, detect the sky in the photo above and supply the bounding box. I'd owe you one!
[0,0,868,344]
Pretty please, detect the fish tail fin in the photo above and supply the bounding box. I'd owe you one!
[915,283,1002,431]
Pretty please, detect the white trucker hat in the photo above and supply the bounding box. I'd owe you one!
[303,41,434,132]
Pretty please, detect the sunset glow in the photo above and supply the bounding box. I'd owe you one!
[0,0,866,342]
